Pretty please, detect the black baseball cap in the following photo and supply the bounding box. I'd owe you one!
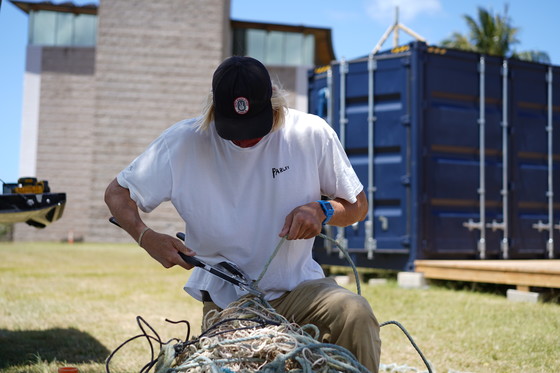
[212,56,273,141]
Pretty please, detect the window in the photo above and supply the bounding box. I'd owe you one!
[29,10,97,47]
[234,28,315,66]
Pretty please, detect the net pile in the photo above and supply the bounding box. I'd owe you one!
[154,296,370,373]
[106,235,433,373]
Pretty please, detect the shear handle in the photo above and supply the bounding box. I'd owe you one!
[109,217,251,290]
[177,251,244,286]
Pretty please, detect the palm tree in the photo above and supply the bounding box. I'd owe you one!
[511,50,550,64]
[441,6,550,63]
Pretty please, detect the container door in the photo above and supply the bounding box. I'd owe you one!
[508,62,560,258]
[420,50,504,259]
[319,53,413,269]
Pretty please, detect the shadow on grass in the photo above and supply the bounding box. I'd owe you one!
[0,327,110,368]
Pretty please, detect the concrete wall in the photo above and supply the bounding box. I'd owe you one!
[15,0,230,242]
[90,0,230,242]
[268,65,310,110]
[14,0,311,243]
[14,47,96,242]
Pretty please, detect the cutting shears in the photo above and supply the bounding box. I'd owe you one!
[109,217,264,298]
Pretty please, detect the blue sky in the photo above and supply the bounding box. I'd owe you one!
[1,0,559,184]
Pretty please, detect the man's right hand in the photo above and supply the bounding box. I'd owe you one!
[104,178,197,271]
[139,229,197,270]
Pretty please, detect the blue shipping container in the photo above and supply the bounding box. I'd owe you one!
[308,42,560,271]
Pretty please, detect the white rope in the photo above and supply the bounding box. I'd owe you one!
[159,296,370,373]
[108,235,438,373]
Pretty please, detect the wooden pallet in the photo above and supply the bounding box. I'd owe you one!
[414,260,560,290]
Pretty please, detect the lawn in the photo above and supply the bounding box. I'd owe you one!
[0,242,559,372]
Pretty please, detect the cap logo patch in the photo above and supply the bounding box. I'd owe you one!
[234,97,250,115]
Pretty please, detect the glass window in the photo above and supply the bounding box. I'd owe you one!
[233,27,316,66]
[266,31,284,65]
[55,12,74,45]
[284,32,303,65]
[303,34,315,65]
[73,14,97,46]
[246,29,266,62]
[30,10,57,45]
[29,10,97,47]
[232,28,246,56]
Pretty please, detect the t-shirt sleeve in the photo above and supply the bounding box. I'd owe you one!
[117,135,173,213]
[318,126,363,203]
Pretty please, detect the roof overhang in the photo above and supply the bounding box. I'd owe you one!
[10,0,98,15]
[232,19,336,65]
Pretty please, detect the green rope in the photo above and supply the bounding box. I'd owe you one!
[254,233,362,296]
[318,232,362,295]
[255,235,287,285]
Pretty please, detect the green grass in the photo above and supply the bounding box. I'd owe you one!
[0,242,201,373]
[1,242,559,372]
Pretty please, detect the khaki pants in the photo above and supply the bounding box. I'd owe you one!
[202,277,381,372]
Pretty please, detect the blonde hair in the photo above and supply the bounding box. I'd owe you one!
[196,84,289,134]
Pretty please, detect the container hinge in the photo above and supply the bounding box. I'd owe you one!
[401,114,411,126]
[379,216,389,231]
[486,220,505,231]
[546,69,553,83]
[463,219,483,231]
[340,60,349,74]
[401,235,411,247]
[532,221,552,233]
[501,64,508,77]
[485,220,509,258]
[532,222,555,257]
[368,58,377,72]
[478,238,487,259]
[547,239,554,259]
[501,238,510,260]
[478,61,485,73]
[400,175,411,186]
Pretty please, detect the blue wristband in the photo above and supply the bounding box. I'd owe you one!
[316,200,334,225]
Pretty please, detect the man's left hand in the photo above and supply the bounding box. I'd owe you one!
[279,202,324,240]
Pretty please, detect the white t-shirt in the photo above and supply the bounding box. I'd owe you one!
[118,108,363,308]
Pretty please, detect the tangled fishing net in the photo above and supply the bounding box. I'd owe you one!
[106,234,434,373]
[151,295,370,373]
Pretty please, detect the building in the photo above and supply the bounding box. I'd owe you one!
[11,0,335,242]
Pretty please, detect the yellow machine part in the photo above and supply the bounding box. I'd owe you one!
[13,179,46,194]
[13,184,45,194]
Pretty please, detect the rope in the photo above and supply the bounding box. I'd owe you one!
[255,235,287,285]
[316,232,433,373]
[318,233,362,295]
[255,233,361,295]
[106,232,434,373]
[168,296,371,373]
[379,321,433,373]
[105,316,188,373]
